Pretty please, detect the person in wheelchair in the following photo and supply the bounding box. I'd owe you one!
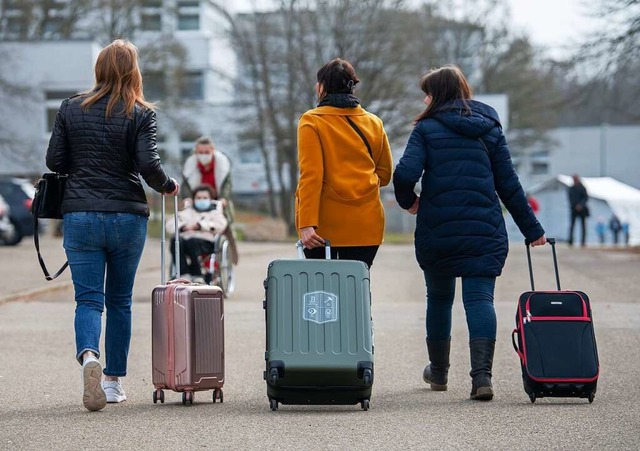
[166,185,227,283]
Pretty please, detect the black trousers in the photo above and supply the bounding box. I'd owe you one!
[171,237,215,276]
[568,212,587,246]
[303,245,379,268]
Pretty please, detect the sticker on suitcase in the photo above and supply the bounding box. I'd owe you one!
[303,291,338,324]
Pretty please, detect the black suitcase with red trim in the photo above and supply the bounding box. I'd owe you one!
[512,238,599,403]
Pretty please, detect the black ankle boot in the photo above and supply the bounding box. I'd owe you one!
[469,338,495,400]
[422,338,451,391]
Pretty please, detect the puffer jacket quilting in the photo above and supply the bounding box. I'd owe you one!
[393,100,544,277]
[46,95,175,216]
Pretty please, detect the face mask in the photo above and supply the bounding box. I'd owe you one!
[197,153,213,165]
[194,199,210,211]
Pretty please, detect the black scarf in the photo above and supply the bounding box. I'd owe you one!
[318,93,360,108]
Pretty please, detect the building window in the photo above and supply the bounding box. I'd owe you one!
[141,13,162,31]
[44,18,64,35]
[181,72,204,100]
[178,14,199,30]
[6,17,23,34]
[141,0,162,6]
[178,1,200,6]
[530,151,549,175]
[45,91,79,133]
[143,72,165,100]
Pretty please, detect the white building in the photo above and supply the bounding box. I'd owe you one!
[513,125,640,191]
[0,0,239,177]
[0,40,100,176]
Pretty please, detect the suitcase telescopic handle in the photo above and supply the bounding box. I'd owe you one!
[524,237,560,291]
[161,194,180,285]
[296,239,331,259]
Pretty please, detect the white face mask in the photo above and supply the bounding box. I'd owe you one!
[197,153,213,165]
[194,199,211,211]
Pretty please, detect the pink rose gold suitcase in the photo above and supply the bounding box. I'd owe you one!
[151,195,225,405]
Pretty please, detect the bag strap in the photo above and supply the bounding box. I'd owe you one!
[33,214,68,281]
[345,117,374,160]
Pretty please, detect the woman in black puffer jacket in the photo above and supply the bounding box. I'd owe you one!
[46,39,179,411]
[393,66,546,401]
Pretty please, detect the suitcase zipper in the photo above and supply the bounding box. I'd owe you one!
[525,292,588,318]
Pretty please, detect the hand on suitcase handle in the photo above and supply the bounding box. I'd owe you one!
[167,178,180,196]
[524,237,561,291]
[296,239,331,259]
[526,235,547,247]
[300,226,325,249]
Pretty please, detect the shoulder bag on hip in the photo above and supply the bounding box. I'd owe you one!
[32,173,68,280]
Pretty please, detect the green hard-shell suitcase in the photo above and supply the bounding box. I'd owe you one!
[263,241,374,411]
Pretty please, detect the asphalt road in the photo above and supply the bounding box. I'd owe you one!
[0,239,639,450]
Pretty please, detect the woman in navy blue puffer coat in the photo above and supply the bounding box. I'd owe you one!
[393,66,546,401]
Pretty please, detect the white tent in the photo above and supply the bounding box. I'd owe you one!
[518,175,640,246]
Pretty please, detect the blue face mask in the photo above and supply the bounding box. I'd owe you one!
[194,199,211,211]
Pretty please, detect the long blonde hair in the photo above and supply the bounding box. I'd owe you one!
[81,39,155,117]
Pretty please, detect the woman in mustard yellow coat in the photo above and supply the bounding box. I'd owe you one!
[296,58,393,267]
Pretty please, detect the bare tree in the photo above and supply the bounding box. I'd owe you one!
[568,0,640,124]
[0,0,94,40]
[89,0,143,43]
[580,0,640,72]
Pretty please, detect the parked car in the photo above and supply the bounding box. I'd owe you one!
[0,177,36,245]
[0,194,19,245]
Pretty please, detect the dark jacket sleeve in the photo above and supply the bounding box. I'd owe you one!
[135,110,175,193]
[393,124,428,209]
[489,130,544,242]
[45,100,70,173]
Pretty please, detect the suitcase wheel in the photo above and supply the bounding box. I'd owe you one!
[588,393,595,403]
[360,399,370,411]
[269,399,279,411]
[152,389,165,404]
[182,391,194,406]
[529,393,536,404]
[213,389,223,404]
[363,368,373,386]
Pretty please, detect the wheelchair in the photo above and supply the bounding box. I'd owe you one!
[200,232,235,297]
[170,232,235,298]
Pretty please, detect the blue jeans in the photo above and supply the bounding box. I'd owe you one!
[63,212,147,376]
[423,272,497,341]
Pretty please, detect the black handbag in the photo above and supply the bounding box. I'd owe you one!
[32,173,69,280]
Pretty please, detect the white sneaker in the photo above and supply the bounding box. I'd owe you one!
[102,380,127,403]
[82,357,107,411]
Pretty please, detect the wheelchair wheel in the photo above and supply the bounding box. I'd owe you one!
[218,237,235,297]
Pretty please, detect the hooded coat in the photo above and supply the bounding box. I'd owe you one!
[393,100,544,277]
